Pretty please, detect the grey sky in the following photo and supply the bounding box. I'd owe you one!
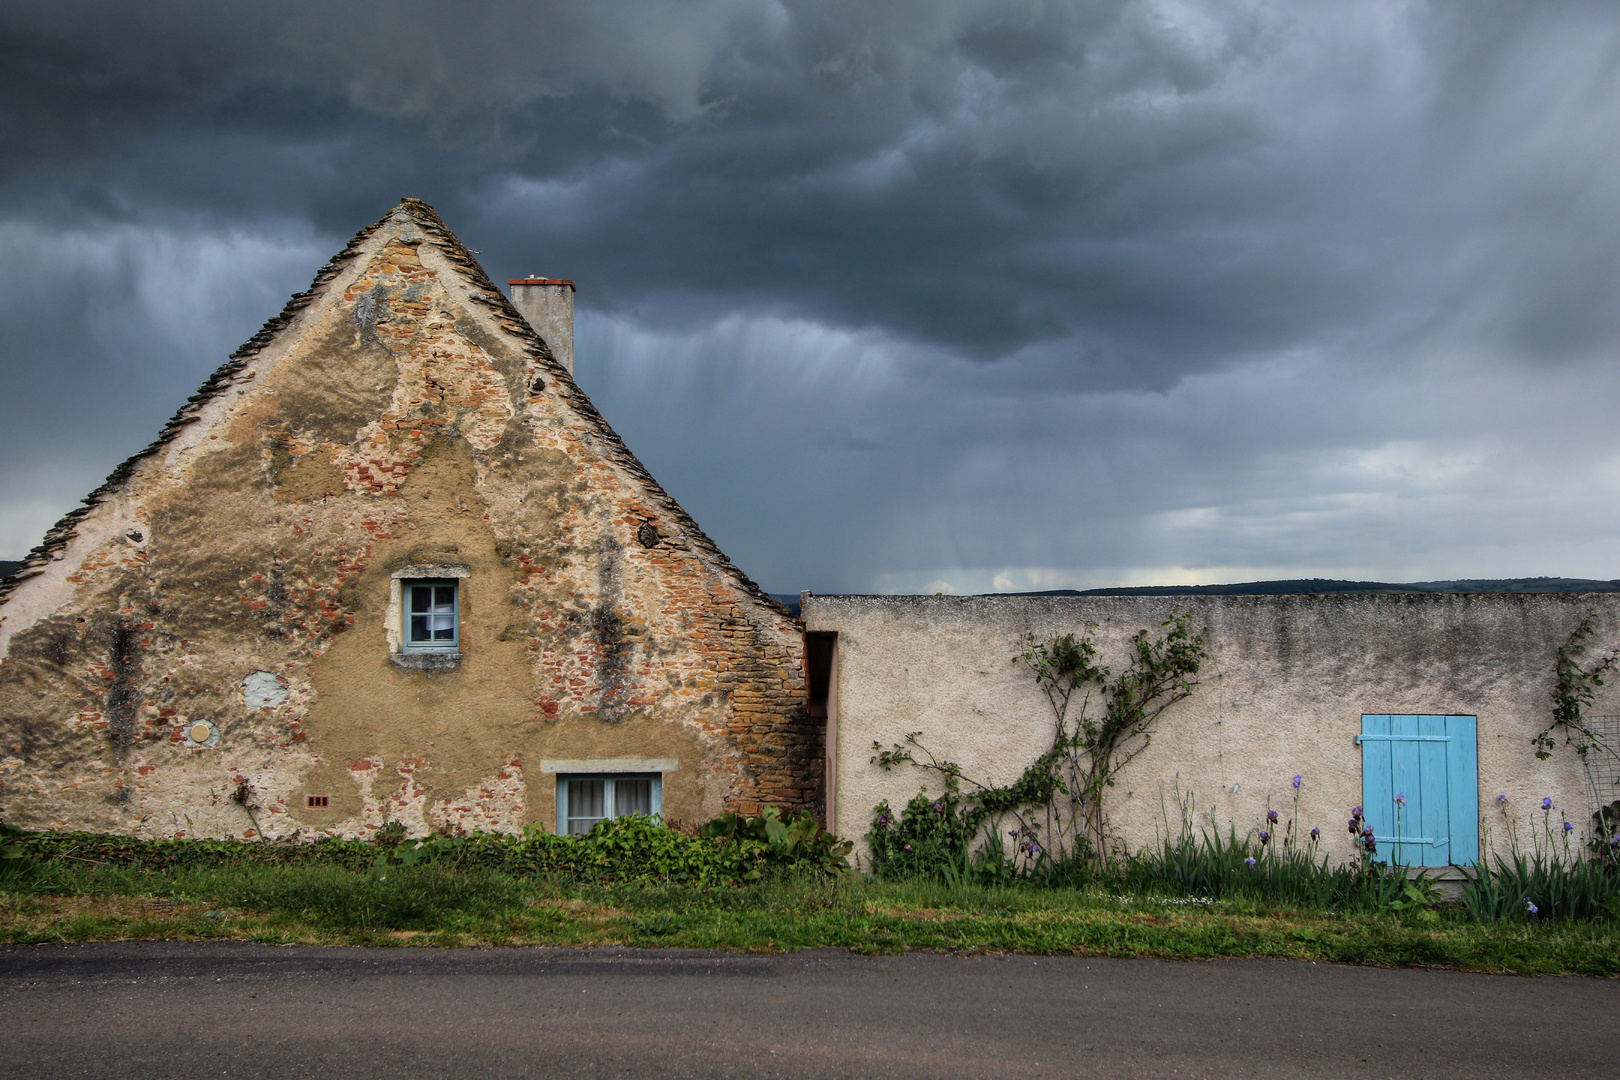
[1,1,1617,593]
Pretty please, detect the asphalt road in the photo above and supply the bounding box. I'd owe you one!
[2,943,1615,1079]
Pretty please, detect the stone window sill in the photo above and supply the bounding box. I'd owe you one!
[390,651,463,672]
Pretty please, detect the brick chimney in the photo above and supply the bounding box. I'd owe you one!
[508,277,575,374]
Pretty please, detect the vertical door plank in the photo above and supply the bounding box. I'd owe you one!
[1362,714,1394,862]
[1389,715,1424,866]
[1446,715,1480,866]
[1417,714,1450,866]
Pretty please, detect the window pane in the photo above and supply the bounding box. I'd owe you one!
[569,779,604,817]
[566,779,605,834]
[615,778,652,816]
[404,582,457,648]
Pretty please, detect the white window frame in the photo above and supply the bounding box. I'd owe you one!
[557,773,662,835]
[401,578,460,653]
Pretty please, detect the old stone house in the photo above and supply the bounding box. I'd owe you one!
[0,199,818,840]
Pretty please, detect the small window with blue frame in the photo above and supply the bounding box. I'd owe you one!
[403,579,459,652]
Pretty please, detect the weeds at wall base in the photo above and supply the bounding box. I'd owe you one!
[864,787,1620,931]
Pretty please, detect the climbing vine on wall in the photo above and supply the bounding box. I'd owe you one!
[1534,615,1618,763]
[869,612,1207,873]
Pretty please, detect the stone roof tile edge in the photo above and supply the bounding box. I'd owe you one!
[0,218,379,605]
[398,198,792,623]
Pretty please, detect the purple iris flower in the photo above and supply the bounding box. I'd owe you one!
[1292,775,1303,790]
[1351,806,1362,818]
[1309,827,1320,841]
[1525,899,1539,915]
[1496,794,1508,807]
[1394,793,1406,807]
[1541,797,1554,811]
[1563,821,1575,834]
[1258,831,1270,845]
[1267,809,1279,824]
[1348,818,1360,835]
[1244,856,1257,869]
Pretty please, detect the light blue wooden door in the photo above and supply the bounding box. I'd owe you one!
[1359,715,1478,866]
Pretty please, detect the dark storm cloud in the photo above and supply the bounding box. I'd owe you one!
[2,1,1619,589]
[0,0,1327,366]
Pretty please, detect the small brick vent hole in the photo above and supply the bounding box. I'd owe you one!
[307,795,329,808]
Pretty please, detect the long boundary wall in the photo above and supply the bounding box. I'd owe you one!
[803,592,1620,867]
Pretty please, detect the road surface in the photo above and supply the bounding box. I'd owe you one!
[2,943,1614,1078]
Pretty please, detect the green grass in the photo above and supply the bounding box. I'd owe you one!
[3,860,1618,976]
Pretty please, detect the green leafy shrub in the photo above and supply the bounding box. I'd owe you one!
[700,806,854,877]
[864,781,1077,885]
[0,809,849,891]
[866,787,979,882]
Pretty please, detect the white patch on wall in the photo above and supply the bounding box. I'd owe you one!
[242,671,287,710]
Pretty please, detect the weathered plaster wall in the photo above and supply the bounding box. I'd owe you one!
[803,593,1620,865]
[0,200,818,840]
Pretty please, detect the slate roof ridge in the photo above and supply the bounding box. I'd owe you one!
[394,199,790,620]
[0,198,790,621]
[0,216,381,605]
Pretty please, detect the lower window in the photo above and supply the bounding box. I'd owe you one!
[557,773,662,835]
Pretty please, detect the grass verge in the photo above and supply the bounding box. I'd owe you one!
[2,864,1616,976]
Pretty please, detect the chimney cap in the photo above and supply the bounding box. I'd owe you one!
[510,277,575,291]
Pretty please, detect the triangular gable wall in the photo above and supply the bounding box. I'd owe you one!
[0,200,817,838]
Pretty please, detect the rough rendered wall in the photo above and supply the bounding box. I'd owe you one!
[804,593,1620,863]
[0,201,817,839]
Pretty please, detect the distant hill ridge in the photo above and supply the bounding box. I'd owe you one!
[1017,577,1620,597]
[772,577,1620,616]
